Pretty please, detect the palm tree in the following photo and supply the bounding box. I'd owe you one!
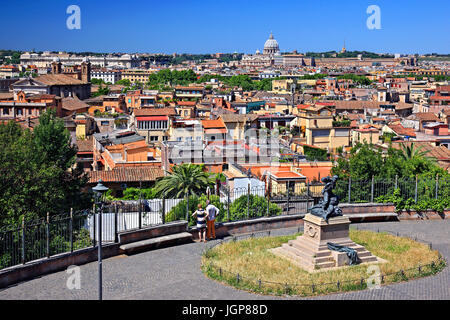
[399,143,430,161]
[154,163,212,198]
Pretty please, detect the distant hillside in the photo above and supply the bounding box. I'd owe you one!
[304,51,395,59]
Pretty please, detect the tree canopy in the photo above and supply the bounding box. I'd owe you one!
[331,142,448,181]
[0,110,89,226]
[154,163,213,198]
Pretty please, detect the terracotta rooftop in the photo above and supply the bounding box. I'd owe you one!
[335,101,383,110]
[62,96,89,111]
[0,92,14,100]
[134,107,177,117]
[202,118,226,129]
[87,167,164,184]
[27,94,57,100]
[176,101,197,106]
[36,74,88,86]
[220,114,258,123]
[414,112,441,122]
[387,123,416,137]
[395,102,414,110]
[76,137,93,153]
[175,86,204,91]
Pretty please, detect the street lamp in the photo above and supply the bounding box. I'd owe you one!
[92,179,109,301]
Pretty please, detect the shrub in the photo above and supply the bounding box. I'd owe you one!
[105,188,158,201]
[165,194,281,225]
[303,145,328,161]
[165,195,226,226]
[376,188,450,213]
[229,194,281,220]
[122,188,158,200]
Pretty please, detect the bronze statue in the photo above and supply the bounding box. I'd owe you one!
[309,175,343,222]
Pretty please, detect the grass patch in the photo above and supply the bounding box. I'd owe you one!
[201,230,445,297]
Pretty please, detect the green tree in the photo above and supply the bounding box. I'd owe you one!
[0,121,35,225]
[332,142,448,181]
[116,79,131,86]
[30,109,89,215]
[92,83,110,97]
[0,110,88,226]
[399,143,428,161]
[304,145,328,161]
[154,163,213,198]
[91,78,105,85]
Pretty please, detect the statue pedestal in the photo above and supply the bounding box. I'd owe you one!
[271,214,382,272]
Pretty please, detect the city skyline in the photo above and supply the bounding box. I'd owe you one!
[0,0,449,55]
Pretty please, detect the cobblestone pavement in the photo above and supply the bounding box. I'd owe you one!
[0,220,448,300]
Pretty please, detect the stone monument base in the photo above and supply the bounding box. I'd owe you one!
[271,214,384,272]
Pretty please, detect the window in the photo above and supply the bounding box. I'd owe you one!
[312,129,330,137]
[101,121,109,126]
[150,136,159,142]
[335,129,349,137]
[17,108,23,116]
[2,108,9,115]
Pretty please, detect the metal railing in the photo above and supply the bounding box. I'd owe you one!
[1,176,449,271]
[332,176,450,205]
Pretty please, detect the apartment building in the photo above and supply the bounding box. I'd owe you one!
[133,107,177,144]
[0,65,20,79]
[91,69,122,84]
[121,69,154,84]
[0,91,62,120]
[174,86,204,101]
[429,85,450,106]
[352,126,380,146]
[298,105,351,152]
[125,90,158,110]
[92,130,161,171]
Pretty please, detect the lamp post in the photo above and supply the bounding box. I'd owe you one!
[92,179,109,301]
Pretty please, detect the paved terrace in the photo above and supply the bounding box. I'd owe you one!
[0,220,449,300]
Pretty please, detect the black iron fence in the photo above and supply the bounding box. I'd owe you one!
[0,210,92,270]
[1,176,449,271]
[332,176,450,205]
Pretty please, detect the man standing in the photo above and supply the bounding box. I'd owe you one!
[205,200,219,240]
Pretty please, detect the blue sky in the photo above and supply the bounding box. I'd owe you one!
[1,0,449,54]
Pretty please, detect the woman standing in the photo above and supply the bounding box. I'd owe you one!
[192,203,209,242]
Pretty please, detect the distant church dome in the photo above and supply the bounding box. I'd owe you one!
[255,49,261,55]
[263,33,280,55]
